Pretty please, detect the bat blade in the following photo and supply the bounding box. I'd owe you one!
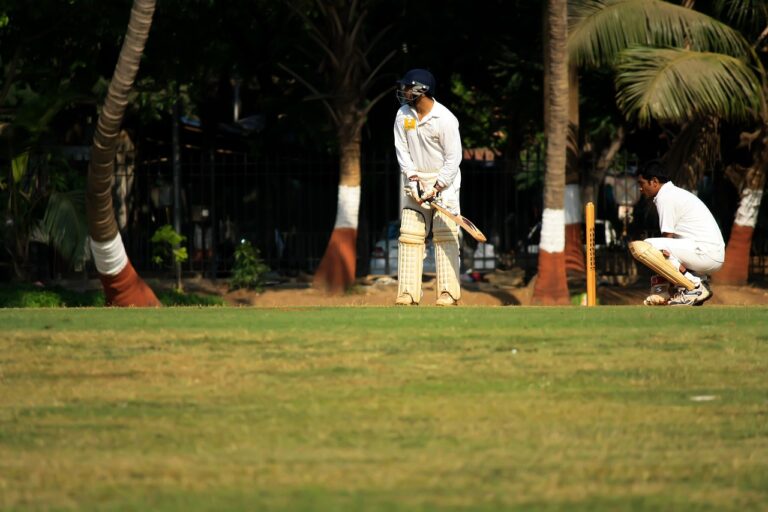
[429,200,487,243]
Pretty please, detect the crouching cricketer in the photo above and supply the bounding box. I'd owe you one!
[630,160,725,306]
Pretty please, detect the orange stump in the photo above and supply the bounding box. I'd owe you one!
[585,202,596,306]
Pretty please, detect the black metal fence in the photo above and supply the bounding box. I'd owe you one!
[127,148,544,277]
[123,146,768,282]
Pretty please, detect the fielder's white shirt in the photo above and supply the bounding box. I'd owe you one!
[393,99,462,189]
[654,182,725,249]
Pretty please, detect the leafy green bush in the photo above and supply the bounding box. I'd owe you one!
[53,287,105,307]
[151,224,188,267]
[0,283,226,308]
[229,240,270,291]
[0,284,104,308]
[157,290,225,306]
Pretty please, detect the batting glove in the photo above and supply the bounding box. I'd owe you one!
[420,181,444,202]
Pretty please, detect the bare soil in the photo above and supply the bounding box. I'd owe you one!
[178,273,768,307]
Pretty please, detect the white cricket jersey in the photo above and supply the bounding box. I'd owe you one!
[654,182,725,249]
[393,100,462,189]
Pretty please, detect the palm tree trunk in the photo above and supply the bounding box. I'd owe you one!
[533,0,571,305]
[87,0,159,307]
[284,2,394,294]
[565,64,585,275]
[583,127,625,207]
[115,130,135,232]
[564,185,585,273]
[313,119,362,293]
[716,132,768,284]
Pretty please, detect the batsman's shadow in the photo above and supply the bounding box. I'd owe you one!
[484,288,521,306]
[463,282,521,306]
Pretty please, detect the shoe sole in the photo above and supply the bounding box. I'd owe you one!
[692,289,713,307]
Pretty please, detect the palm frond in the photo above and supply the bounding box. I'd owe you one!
[42,190,88,265]
[661,117,720,190]
[615,47,763,126]
[569,0,752,68]
[714,0,768,38]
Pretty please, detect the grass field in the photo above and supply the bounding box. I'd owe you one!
[1,306,767,511]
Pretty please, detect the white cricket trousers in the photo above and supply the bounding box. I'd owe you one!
[645,237,724,275]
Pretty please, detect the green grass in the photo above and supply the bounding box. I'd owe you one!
[0,283,225,308]
[1,307,767,511]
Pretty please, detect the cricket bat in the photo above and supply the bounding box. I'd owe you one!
[425,197,487,243]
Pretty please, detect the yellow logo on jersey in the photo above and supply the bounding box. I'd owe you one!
[404,118,416,131]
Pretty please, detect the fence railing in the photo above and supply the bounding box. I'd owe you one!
[123,149,768,282]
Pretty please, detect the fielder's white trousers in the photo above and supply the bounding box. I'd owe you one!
[644,237,724,275]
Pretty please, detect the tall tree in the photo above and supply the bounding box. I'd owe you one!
[87,0,160,306]
[532,0,571,305]
[564,63,586,276]
[569,0,766,285]
[281,0,395,293]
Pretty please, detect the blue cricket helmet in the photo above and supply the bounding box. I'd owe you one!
[396,68,436,105]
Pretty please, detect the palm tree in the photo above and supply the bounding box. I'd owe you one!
[281,0,395,294]
[87,0,160,306]
[564,64,586,276]
[532,0,571,305]
[569,0,766,285]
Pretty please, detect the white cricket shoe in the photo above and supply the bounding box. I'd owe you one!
[668,281,712,306]
[435,292,458,306]
[395,291,421,306]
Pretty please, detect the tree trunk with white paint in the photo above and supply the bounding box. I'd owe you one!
[313,121,362,293]
[86,0,160,307]
[533,0,571,305]
[564,65,585,275]
[564,184,585,274]
[716,134,767,284]
[288,2,395,294]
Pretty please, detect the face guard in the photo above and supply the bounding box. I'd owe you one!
[396,82,430,106]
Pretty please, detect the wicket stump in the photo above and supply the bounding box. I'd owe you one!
[585,202,597,306]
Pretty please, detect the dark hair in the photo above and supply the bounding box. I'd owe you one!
[636,160,671,183]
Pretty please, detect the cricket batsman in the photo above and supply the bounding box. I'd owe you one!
[392,68,463,306]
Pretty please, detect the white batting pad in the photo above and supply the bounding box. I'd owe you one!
[397,208,427,304]
[89,232,129,276]
[433,211,461,302]
[629,240,695,291]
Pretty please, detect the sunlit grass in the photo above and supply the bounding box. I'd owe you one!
[1,307,766,511]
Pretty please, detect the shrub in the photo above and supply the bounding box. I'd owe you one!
[229,240,270,291]
[151,225,188,268]
[0,284,228,308]
[0,284,104,308]
[157,290,225,306]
